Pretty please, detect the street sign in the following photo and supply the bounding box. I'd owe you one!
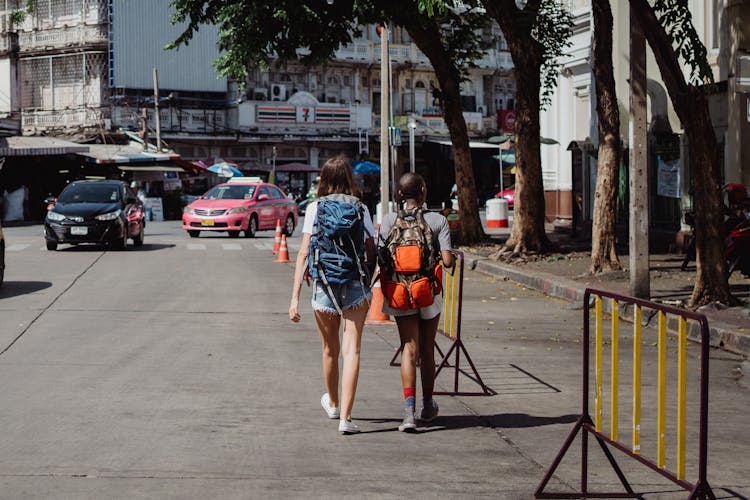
[389,126,402,146]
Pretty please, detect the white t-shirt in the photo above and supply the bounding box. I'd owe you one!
[302,199,376,239]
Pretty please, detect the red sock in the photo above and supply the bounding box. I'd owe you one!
[403,387,416,400]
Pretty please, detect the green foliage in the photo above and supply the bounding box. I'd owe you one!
[9,9,27,27]
[534,0,573,108]
[652,0,713,85]
[168,1,369,80]
[170,0,491,88]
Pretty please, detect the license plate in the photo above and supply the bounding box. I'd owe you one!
[201,219,215,226]
[70,226,88,235]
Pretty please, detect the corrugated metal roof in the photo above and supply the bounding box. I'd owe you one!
[79,144,180,164]
[0,136,89,156]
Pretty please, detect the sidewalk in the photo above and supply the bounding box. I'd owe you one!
[462,225,750,357]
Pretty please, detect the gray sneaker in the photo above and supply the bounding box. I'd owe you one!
[420,399,439,422]
[398,406,417,432]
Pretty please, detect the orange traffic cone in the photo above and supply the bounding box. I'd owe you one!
[272,219,282,254]
[275,234,291,263]
[366,275,393,325]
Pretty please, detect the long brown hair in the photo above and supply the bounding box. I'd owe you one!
[317,155,357,197]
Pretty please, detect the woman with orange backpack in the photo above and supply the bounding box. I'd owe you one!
[378,173,454,432]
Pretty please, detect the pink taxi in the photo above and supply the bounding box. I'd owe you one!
[182,177,297,238]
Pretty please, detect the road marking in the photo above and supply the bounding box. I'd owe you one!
[222,243,242,251]
[187,243,206,250]
[7,244,30,251]
[254,242,274,251]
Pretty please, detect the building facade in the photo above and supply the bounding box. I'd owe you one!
[1,0,517,212]
[541,0,750,232]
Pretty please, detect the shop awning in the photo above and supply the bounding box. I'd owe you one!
[427,139,503,149]
[79,144,180,164]
[246,162,320,173]
[117,165,184,172]
[0,136,89,156]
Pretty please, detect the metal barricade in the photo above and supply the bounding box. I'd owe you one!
[535,288,715,499]
[389,250,492,396]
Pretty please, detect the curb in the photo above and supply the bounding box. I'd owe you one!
[464,253,749,357]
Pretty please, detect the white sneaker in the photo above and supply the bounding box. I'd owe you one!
[321,393,340,419]
[338,419,360,434]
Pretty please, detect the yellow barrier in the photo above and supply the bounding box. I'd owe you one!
[536,288,715,499]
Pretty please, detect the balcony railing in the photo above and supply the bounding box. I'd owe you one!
[21,106,108,131]
[19,24,108,52]
[112,106,230,135]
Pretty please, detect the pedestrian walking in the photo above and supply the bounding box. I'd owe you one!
[289,155,376,434]
[378,173,454,432]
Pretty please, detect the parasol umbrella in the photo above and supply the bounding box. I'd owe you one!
[207,161,243,178]
[352,160,380,175]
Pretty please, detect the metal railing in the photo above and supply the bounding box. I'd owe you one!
[535,288,715,499]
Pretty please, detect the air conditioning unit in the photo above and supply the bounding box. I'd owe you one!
[271,84,287,101]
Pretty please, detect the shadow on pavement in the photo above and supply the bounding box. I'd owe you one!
[0,281,52,299]
[54,243,175,252]
[364,413,581,434]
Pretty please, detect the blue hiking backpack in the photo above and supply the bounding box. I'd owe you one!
[308,194,371,312]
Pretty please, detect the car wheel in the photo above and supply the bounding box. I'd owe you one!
[112,230,127,250]
[283,214,295,236]
[228,230,240,238]
[0,243,5,287]
[46,241,57,251]
[133,225,144,247]
[188,230,200,238]
[245,215,258,238]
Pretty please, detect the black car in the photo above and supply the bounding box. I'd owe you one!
[44,180,145,251]
[0,219,5,287]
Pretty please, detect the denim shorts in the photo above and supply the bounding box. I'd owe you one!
[311,280,372,314]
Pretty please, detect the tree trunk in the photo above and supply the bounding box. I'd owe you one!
[484,0,552,253]
[589,0,622,274]
[629,0,733,307]
[440,72,484,245]
[405,23,485,245]
[685,87,734,306]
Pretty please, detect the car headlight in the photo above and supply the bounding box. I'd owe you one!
[95,209,122,221]
[227,206,249,214]
[47,211,65,222]
[183,206,195,215]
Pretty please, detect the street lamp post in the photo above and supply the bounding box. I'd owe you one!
[408,117,416,173]
[488,134,510,196]
[271,146,277,184]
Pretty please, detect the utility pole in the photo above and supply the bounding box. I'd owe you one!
[379,25,391,221]
[153,68,161,152]
[629,5,649,298]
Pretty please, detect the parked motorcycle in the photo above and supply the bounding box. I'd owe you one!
[681,184,750,277]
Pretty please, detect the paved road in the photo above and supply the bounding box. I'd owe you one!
[0,222,748,499]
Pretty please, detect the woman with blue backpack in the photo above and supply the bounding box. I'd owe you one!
[378,172,455,432]
[289,155,376,435]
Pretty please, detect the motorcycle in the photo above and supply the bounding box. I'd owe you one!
[681,184,750,277]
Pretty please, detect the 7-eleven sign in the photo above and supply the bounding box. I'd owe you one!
[296,106,316,123]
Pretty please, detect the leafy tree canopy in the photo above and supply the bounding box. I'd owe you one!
[169,0,491,86]
[652,0,713,86]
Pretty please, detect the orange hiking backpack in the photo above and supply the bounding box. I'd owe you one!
[378,207,441,309]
